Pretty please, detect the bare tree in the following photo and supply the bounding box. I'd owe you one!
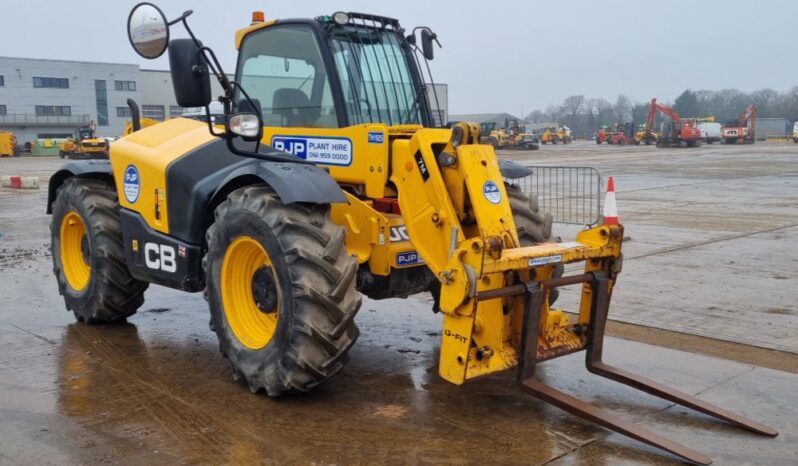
[525,109,546,123]
[562,95,585,129]
[545,104,566,123]
[613,95,632,123]
[750,89,779,118]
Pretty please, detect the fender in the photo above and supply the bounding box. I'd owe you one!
[47,160,113,213]
[498,159,534,179]
[165,138,347,244]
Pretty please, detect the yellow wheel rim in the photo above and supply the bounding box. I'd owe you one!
[221,236,280,350]
[60,211,91,291]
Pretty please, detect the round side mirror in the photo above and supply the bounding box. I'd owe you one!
[128,3,170,59]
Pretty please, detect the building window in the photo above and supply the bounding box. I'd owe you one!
[142,105,165,121]
[95,80,109,126]
[0,105,6,115]
[35,105,72,116]
[0,76,4,86]
[37,133,72,139]
[33,77,69,89]
[114,80,136,91]
[169,106,183,118]
[117,107,131,117]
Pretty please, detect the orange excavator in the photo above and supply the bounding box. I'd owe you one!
[721,103,756,144]
[646,98,702,148]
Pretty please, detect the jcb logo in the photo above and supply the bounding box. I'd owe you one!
[389,225,410,242]
[145,243,176,273]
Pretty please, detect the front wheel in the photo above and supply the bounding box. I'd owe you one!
[505,184,562,303]
[50,178,148,322]
[204,185,361,396]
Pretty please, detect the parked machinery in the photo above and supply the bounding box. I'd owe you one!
[721,103,756,144]
[634,123,658,145]
[793,121,798,143]
[46,4,778,464]
[0,131,18,157]
[596,125,612,144]
[608,122,637,145]
[480,118,538,150]
[695,116,721,144]
[540,126,572,144]
[59,124,109,159]
[646,98,702,148]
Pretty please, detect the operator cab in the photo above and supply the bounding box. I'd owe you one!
[127,4,443,159]
[235,13,435,129]
[77,127,96,141]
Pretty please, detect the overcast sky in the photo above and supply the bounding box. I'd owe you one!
[2,1,794,115]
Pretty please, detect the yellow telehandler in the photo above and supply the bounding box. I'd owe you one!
[46,5,776,463]
[59,123,108,159]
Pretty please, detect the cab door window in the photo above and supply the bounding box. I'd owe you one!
[237,25,338,128]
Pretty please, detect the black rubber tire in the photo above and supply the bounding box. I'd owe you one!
[505,184,562,302]
[50,177,148,323]
[204,185,361,396]
[488,136,499,149]
[506,184,553,243]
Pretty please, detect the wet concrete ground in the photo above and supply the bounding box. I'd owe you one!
[502,142,798,354]
[1,144,797,464]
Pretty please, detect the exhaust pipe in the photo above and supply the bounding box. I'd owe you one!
[127,98,142,132]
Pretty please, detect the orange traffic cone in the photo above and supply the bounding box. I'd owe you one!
[603,176,619,225]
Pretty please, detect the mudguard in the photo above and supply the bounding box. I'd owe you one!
[47,160,113,213]
[498,159,534,179]
[164,139,348,244]
[215,160,348,206]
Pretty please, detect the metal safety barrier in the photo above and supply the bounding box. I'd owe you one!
[507,166,603,226]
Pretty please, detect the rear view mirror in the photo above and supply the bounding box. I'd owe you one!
[420,29,435,60]
[128,2,169,59]
[168,39,212,108]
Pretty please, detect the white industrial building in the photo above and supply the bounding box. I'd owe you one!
[0,57,225,144]
[0,56,448,145]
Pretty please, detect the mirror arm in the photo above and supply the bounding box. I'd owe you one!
[203,105,225,138]
[167,10,193,26]
[197,45,234,98]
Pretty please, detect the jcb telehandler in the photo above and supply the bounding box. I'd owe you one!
[47,4,776,463]
[59,123,109,159]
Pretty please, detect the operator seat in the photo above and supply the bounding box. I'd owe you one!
[273,88,319,127]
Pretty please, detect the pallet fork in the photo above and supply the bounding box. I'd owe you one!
[477,265,778,465]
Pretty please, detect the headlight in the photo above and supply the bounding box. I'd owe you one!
[332,11,350,25]
[229,113,261,140]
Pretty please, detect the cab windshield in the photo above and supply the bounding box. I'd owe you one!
[328,26,425,126]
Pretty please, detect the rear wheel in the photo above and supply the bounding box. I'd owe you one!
[50,178,148,323]
[204,185,361,396]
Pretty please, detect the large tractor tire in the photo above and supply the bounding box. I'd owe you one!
[505,184,562,302]
[50,178,148,323]
[488,136,499,149]
[204,185,361,396]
